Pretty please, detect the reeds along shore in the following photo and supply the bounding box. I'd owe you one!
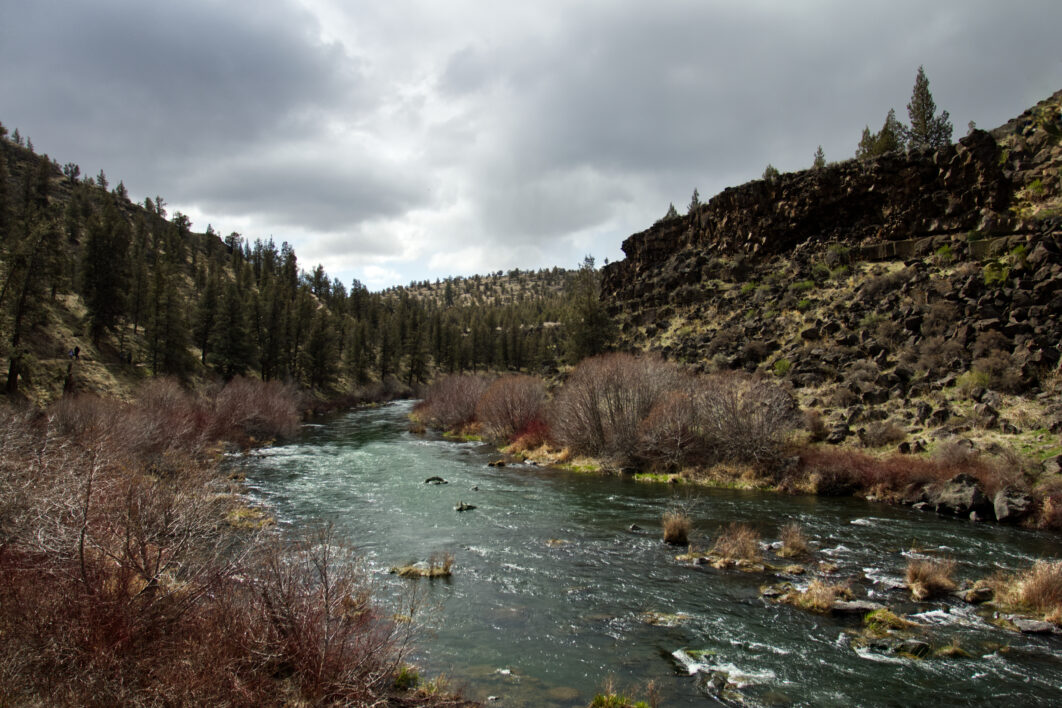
[0,377,464,706]
[413,352,1062,532]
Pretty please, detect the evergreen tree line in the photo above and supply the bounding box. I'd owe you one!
[0,129,614,397]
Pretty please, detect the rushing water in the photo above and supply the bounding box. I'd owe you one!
[238,401,1062,707]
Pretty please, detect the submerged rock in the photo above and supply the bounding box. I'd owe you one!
[1012,618,1062,635]
[832,600,886,614]
[389,562,452,579]
[455,501,477,512]
[424,476,448,484]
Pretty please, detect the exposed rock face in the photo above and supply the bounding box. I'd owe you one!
[603,129,1012,308]
[599,92,1062,407]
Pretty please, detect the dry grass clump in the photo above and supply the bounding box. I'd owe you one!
[711,523,761,562]
[990,560,1062,623]
[785,579,851,613]
[662,509,691,545]
[906,557,957,601]
[777,522,809,558]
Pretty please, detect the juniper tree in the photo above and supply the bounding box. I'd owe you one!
[813,146,826,169]
[903,66,952,149]
[856,108,905,159]
[687,188,701,214]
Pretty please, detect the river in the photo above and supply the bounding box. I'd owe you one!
[237,401,1062,707]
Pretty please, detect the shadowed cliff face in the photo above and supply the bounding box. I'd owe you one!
[602,129,1013,306]
[602,89,1062,312]
[598,93,1062,468]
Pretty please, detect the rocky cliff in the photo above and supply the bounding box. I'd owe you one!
[600,90,1062,463]
[603,90,1062,310]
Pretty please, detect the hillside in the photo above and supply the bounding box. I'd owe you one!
[0,131,586,406]
[602,90,1062,467]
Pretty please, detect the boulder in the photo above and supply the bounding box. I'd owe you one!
[454,501,477,512]
[1012,618,1062,635]
[826,423,850,445]
[994,487,1034,523]
[933,473,991,517]
[424,476,448,484]
[961,586,994,604]
[831,600,885,614]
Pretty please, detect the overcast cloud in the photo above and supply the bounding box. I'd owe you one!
[2,0,1059,289]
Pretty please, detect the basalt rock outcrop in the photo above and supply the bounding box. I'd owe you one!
[603,125,1054,309]
[601,92,1062,401]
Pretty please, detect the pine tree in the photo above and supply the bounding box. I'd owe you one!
[564,255,615,363]
[813,146,826,169]
[81,202,131,343]
[210,280,255,379]
[687,188,701,214]
[903,66,952,150]
[856,108,905,159]
[762,164,780,181]
[193,269,220,363]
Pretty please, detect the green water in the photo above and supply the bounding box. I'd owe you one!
[239,401,1062,706]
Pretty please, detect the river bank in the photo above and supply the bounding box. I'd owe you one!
[240,400,1062,707]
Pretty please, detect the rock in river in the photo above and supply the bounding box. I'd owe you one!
[455,501,477,512]
[424,476,448,485]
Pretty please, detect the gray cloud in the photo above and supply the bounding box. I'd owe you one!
[3,0,1061,289]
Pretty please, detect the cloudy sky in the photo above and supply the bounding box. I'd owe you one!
[2,1,1060,290]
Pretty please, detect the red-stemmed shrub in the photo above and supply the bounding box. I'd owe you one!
[475,375,547,443]
[211,376,302,443]
[413,374,490,431]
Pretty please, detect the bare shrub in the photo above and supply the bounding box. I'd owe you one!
[211,376,302,443]
[414,374,490,431]
[972,350,1024,393]
[861,267,913,299]
[551,353,684,463]
[971,330,1012,359]
[662,509,690,545]
[778,523,809,558]
[921,302,958,337]
[803,409,827,442]
[635,390,701,469]
[906,557,956,601]
[694,372,799,468]
[711,523,761,562]
[474,375,547,443]
[860,420,907,448]
[251,528,415,701]
[915,336,965,377]
[0,386,446,706]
